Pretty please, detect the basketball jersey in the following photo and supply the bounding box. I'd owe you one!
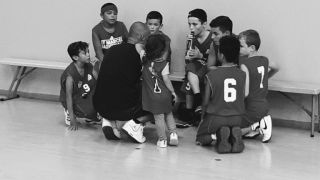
[205,66,246,116]
[142,60,172,114]
[92,21,128,56]
[60,63,96,118]
[188,31,213,63]
[239,56,269,101]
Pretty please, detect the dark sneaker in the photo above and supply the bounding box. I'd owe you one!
[102,118,121,140]
[216,126,232,154]
[175,119,192,128]
[231,127,244,153]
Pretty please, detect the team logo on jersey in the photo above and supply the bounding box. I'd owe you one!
[87,74,92,81]
[101,36,123,49]
[78,81,83,88]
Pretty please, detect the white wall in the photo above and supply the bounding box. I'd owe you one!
[0,0,319,122]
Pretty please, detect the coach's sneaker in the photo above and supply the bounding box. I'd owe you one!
[102,118,121,140]
[231,127,245,153]
[122,120,146,143]
[169,132,179,146]
[157,139,167,148]
[216,126,232,154]
[260,115,272,143]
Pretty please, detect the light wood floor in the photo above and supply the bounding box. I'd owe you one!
[0,98,320,180]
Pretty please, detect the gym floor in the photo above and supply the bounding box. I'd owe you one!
[0,98,319,180]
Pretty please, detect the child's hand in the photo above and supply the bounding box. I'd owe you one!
[68,118,80,131]
[187,47,203,59]
[172,93,178,105]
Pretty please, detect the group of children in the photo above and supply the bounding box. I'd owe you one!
[59,2,278,153]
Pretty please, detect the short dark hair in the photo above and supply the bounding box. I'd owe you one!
[209,16,233,33]
[146,11,163,24]
[219,35,240,64]
[239,29,261,51]
[67,41,88,62]
[145,34,166,61]
[100,3,118,15]
[188,9,207,23]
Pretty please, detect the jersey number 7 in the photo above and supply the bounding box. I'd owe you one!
[257,66,265,88]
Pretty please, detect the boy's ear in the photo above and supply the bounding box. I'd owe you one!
[249,45,256,52]
[225,30,231,36]
[159,24,163,29]
[72,55,79,61]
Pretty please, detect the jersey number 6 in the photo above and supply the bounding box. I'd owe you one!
[224,78,236,102]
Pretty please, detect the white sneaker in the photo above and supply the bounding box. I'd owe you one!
[243,130,260,139]
[157,139,167,148]
[122,120,146,143]
[259,115,272,143]
[169,132,179,146]
[251,122,260,131]
[64,109,71,126]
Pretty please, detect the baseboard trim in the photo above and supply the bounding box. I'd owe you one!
[273,118,319,131]
[0,89,59,102]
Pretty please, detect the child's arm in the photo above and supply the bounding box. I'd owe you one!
[240,64,250,97]
[92,63,98,80]
[162,63,177,103]
[207,43,217,68]
[268,60,279,78]
[65,76,80,131]
[162,74,177,104]
[92,31,104,62]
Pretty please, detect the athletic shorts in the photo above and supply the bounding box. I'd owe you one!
[181,61,207,94]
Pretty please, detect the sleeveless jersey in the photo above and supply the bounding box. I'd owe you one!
[239,56,269,101]
[60,63,96,118]
[142,60,172,114]
[239,56,269,117]
[92,21,128,55]
[192,31,213,63]
[205,66,246,116]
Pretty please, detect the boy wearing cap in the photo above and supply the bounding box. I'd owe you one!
[180,9,213,126]
[92,3,128,64]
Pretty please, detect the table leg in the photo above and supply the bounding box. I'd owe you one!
[0,66,22,101]
[311,95,318,137]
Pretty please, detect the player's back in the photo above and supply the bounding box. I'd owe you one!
[205,66,246,116]
[240,56,269,101]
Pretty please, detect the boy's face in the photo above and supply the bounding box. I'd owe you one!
[211,27,230,46]
[74,48,90,63]
[146,19,162,34]
[101,10,118,24]
[188,17,206,36]
[239,36,252,56]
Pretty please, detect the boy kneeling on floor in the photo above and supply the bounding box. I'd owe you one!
[196,35,248,153]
